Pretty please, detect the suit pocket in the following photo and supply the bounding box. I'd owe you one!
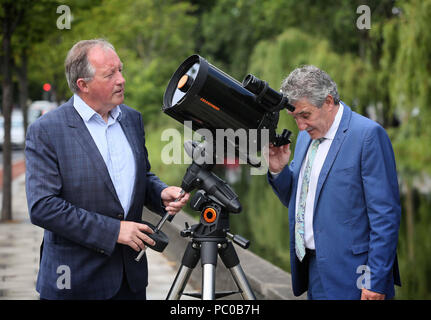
[334,166,354,175]
[351,242,369,255]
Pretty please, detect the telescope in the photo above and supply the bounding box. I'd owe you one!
[162,54,295,166]
[146,55,296,300]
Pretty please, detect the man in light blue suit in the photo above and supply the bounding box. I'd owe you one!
[267,65,401,300]
[25,39,189,299]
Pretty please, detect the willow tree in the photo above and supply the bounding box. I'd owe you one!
[383,0,431,299]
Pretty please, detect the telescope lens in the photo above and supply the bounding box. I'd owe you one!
[178,74,194,92]
[172,62,200,105]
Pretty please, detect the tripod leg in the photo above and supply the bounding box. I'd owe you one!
[230,264,256,300]
[219,242,256,300]
[166,242,200,300]
[201,241,218,300]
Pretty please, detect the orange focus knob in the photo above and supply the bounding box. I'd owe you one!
[203,207,217,223]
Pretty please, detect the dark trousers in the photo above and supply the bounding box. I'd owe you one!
[110,271,147,300]
[40,274,147,300]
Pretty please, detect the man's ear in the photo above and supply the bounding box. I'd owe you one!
[325,94,334,105]
[76,78,89,93]
[324,95,336,110]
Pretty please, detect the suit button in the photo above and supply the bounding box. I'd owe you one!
[99,249,105,254]
[117,214,124,219]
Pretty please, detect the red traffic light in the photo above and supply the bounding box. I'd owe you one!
[43,83,52,92]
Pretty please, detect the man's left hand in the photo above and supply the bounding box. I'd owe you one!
[361,288,385,300]
[161,186,190,215]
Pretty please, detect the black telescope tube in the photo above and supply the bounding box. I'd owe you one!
[162,54,294,154]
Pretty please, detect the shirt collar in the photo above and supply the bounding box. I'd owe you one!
[73,93,122,123]
[323,102,343,140]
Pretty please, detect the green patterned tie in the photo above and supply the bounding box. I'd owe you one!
[295,138,323,261]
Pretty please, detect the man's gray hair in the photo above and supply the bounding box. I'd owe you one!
[280,65,340,108]
[65,39,115,93]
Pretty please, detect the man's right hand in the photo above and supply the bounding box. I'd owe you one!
[117,221,156,252]
[265,143,292,174]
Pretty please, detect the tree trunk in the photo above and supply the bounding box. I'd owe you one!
[17,48,29,139]
[405,180,415,262]
[1,5,13,222]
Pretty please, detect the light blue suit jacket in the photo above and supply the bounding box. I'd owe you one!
[25,97,168,299]
[268,102,401,299]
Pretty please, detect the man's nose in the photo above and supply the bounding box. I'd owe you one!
[116,72,125,85]
[296,118,307,131]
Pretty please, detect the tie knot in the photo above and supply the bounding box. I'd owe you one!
[312,138,324,147]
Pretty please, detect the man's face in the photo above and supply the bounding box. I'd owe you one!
[288,98,334,140]
[85,46,125,109]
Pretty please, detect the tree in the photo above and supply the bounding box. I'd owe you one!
[198,0,395,79]
[1,0,70,222]
[0,0,26,222]
[383,0,431,298]
[29,0,197,124]
[13,0,61,137]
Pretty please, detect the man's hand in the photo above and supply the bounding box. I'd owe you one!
[161,186,190,215]
[361,288,385,300]
[263,143,292,174]
[117,221,156,252]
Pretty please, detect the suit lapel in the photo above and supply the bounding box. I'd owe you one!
[313,103,352,212]
[65,101,121,205]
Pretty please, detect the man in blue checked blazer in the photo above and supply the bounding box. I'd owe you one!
[267,66,401,300]
[25,39,190,300]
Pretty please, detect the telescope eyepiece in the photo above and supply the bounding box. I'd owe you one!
[242,74,295,113]
[242,74,265,94]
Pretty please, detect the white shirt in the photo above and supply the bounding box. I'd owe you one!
[73,94,136,217]
[296,103,344,249]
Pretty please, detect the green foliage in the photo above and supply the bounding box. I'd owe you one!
[229,172,292,272]
[396,193,431,299]
[385,0,431,299]
[389,0,431,176]
[248,28,371,113]
[144,117,189,187]
[8,0,431,299]
[29,0,197,124]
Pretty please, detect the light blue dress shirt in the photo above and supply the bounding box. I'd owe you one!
[73,94,136,217]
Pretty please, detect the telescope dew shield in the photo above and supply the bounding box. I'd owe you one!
[163,55,264,133]
[162,55,292,159]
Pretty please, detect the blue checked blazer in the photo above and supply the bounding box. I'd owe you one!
[25,96,168,299]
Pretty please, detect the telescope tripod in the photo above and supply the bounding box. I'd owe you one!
[166,190,256,300]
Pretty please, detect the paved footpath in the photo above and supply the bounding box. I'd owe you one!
[0,172,194,300]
